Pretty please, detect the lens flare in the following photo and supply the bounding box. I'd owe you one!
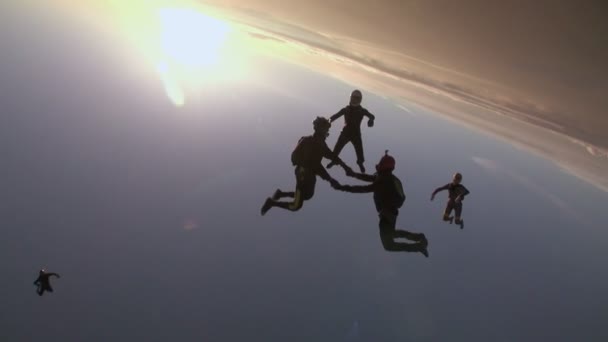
[60,0,253,107]
[158,8,230,68]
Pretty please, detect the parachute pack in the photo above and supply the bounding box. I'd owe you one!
[392,176,406,209]
[291,136,309,166]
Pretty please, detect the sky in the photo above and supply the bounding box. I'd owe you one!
[1,1,608,341]
[196,0,608,147]
[179,0,608,191]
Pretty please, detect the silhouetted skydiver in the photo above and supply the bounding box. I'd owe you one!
[261,116,353,215]
[326,89,375,173]
[33,269,60,296]
[431,172,470,229]
[335,150,428,257]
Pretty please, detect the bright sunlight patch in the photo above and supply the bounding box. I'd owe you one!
[158,8,230,68]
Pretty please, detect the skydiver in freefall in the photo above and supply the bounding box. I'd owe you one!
[261,116,353,215]
[431,172,470,229]
[334,150,429,257]
[33,269,61,296]
[326,89,375,174]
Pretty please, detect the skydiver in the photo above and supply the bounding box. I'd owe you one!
[261,116,353,215]
[430,172,470,229]
[326,89,375,173]
[33,269,61,296]
[334,150,429,257]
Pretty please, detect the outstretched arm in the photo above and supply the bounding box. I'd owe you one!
[364,108,375,121]
[348,171,375,183]
[329,108,346,123]
[315,167,342,190]
[336,183,375,194]
[47,273,60,278]
[431,184,449,200]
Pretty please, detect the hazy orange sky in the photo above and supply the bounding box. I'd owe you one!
[199,0,608,148]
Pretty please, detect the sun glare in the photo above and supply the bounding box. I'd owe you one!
[99,1,254,107]
[153,7,241,106]
[158,8,230,68]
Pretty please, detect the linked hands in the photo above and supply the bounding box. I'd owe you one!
[343,165,355,177]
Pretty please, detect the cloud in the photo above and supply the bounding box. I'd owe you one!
[568,138,608,159]
[471,156,499,172]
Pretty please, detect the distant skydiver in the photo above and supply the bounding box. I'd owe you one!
[326,89,375,173]
[431,172,470,229]
[334,150,429,257]
[261,116,353,215]
[33,269,61,296]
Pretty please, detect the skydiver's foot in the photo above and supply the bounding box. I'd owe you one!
[272,189,283,201]
[357,162,366,173]
[418,234,428,248]
[419,246,429,258]
[261,197,274,216]
[456,218,464,229]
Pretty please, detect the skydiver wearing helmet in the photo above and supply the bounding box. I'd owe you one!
[33,269,61,296]
[334,151,429,257]
[326,89,376,173]
[431,173,470,229]
[260,116,353,215]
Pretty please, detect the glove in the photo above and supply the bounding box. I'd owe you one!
[367,119,374,127]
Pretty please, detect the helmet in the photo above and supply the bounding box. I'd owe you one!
[376,150,395,172]
[453,172,462,182]
[313,116,331,135]
[350,89,362,105]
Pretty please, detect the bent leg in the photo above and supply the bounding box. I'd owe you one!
[454,202,463,221]
[378,213,426,253]
[273,190,304,211]
[454,202,464,228]
[351,134,365,172]
[327,132,351,168]
[273,189,295,200]
[393,229,427,243]
[380,229,426,252]
[333,131,351,157]
[443,200,455,222]
[272,168,315,212]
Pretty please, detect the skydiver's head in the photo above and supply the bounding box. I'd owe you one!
[452,173,462,184]
[350,89,362,106]
[376,150,395,174]
[312,116,331,139]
